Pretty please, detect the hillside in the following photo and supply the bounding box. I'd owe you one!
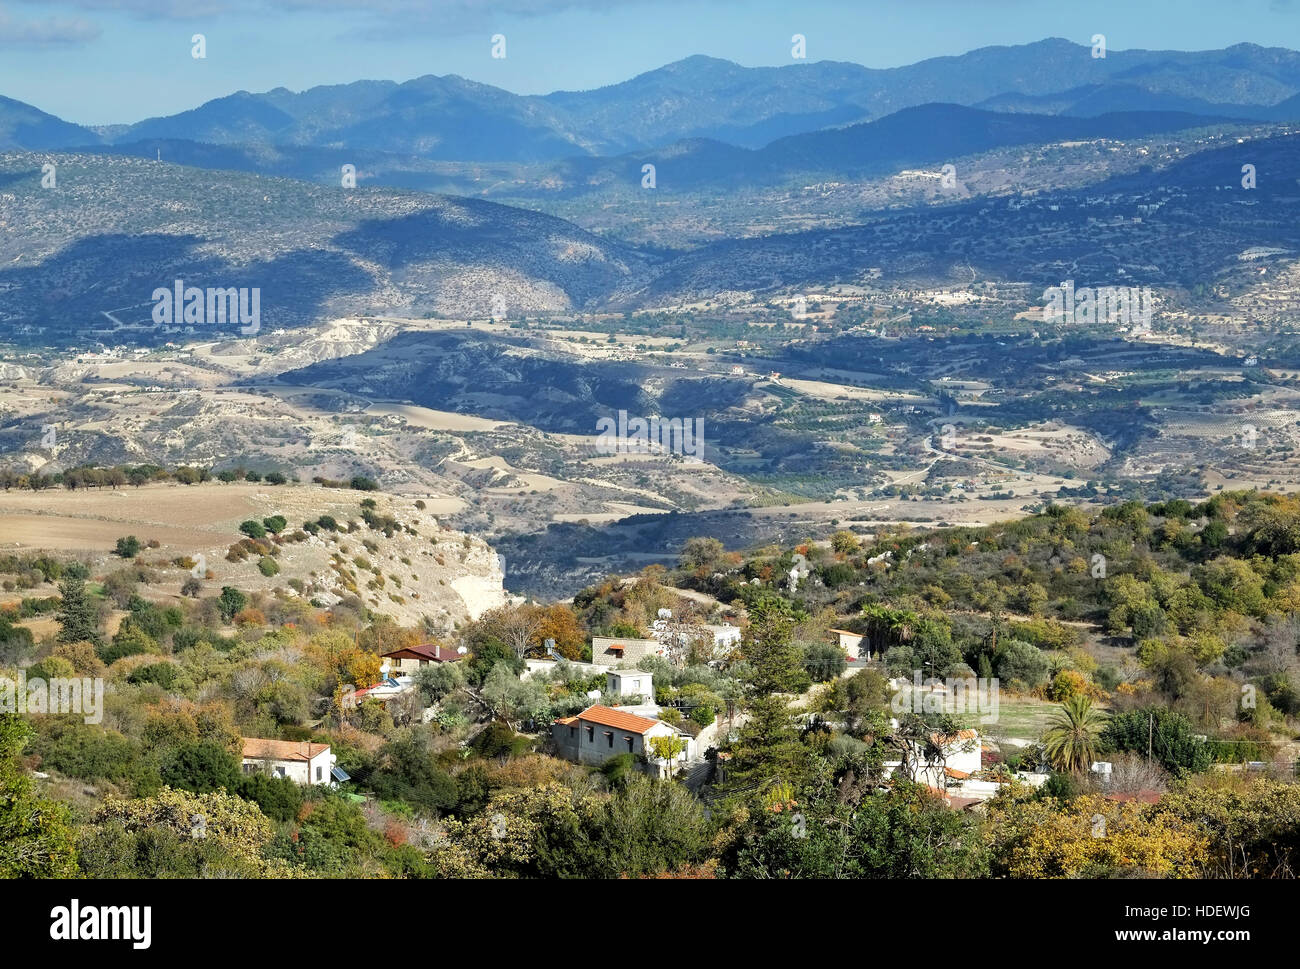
[0,482,508,631]
[0,152,653,339]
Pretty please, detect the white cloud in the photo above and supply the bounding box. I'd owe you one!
[0,5,101,46]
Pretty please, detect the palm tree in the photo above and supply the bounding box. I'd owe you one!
[1042,695,1107,773]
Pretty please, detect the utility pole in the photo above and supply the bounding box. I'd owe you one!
[1147,712,1153,763]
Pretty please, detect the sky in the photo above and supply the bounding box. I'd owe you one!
[6,0,1300,125]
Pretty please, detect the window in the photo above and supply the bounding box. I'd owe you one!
[315,765,323,782]
[586,725,594,742]
[605,731,614,748]
[569,726,576,738]
[626,736,634,752]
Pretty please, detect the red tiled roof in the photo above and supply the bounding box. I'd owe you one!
[383,643,461,663]
[931,729,979,747]
[944,767,972,780]
[242,738,330,762]
[576,705,660,734]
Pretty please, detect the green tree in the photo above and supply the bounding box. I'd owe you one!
[56,575,101,647]
[161,741,241,794]
[0,715,78,877]
[217,587,248,622]
[679,536,725,573]
[1102,707,1212,777]
[1042,695,1107,773]
[647,734,687,777]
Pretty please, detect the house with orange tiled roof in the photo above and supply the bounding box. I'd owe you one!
[551,704,696,776]
[241,737,346,787]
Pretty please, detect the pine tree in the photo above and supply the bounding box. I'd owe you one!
[55,575,100,646]
[726,603,809,790]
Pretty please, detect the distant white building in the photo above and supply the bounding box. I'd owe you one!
[241,738,345,786]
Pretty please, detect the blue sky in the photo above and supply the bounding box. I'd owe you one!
[5,0,1300,124]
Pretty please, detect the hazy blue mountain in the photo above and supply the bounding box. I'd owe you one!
[0,96,103,150]
[9,39,1300,160]
[976,84,1275,120]
[525,105,1241,194]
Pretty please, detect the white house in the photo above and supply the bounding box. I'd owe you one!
[829,628,867,660]
[606,669,654,698]
[883,729,981,789]
[702,623,742,652]
[551,705,695,776]
[241,738,345,786]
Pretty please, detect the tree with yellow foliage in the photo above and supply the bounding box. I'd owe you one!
[984,791,1208,878]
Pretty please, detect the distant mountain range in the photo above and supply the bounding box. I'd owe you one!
[528,105,1244,194]
[9,38,1300,161]
[40,103,1253,210]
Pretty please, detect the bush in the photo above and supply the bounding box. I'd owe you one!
[160,741,241,794]
[803,641,847,682]
[239,520,267,539]
[127,663,177,689]
[1047,669,1089,702]
[472,721,528,759]
[114,535,141,558]
[996,638,1049,689]
[257,557,280,577]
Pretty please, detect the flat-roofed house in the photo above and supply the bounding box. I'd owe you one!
[829,628,867,660]
[551,705,693,776]
[241,738,346,786]
[606,669,654,697]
